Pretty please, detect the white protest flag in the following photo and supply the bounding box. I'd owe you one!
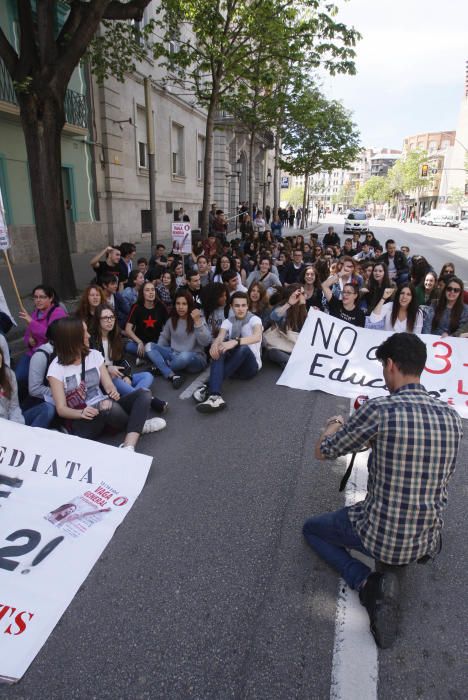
[0,420,152,683]
[277,309,468,419]
[171,221,192,254]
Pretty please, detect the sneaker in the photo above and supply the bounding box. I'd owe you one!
[151,397,169,413]
[193,383,208,403]
[141,417,167,434]
[171,375,184,389]
[135,358,144,367]
[119,443,135,451]
[359,571,400,649]
[196,394,226,413]
[150,365,162,376]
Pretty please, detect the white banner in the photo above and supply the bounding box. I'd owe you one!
[0,421,152,683]
[277,310,468,419]
[171,222,192,254]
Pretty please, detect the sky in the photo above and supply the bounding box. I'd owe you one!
[321,0,468,150]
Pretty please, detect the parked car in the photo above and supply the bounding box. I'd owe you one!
[459,217,468,231]
[420,210,460,227]
[344,209,369,233]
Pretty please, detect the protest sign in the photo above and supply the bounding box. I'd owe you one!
[171,222,192,254]
[277,310,468,419]
[0,420,152,683]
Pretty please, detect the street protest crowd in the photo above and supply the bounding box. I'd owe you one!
[1,213,467,448]
[0,209,466,650]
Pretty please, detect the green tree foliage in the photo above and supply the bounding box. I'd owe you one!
[152,0,361,233]
[354,175,390,207]
[0,0,152,298]
[280,186,305,207]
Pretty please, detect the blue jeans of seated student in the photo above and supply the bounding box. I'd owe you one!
[208,345,258,396]
[14,354,31,399]
[23,401,55,429]
[145,344,207,379]
[302,507,373,590]
[112,371,153,397]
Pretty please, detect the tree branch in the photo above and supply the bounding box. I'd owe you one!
[17,0,38,80]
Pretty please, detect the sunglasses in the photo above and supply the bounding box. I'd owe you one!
[446,286,461,293]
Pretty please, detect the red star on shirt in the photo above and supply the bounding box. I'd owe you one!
[143,317,157,328]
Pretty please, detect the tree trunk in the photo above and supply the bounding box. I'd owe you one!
[201,87,219,238]
[248,130,256,217]
[301,173,308,229]
[18,92,77,299]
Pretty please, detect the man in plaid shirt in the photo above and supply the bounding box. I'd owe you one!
[303,333,463,648]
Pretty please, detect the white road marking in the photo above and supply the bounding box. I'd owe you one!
[179,368,210,400]
[330,407,378,700]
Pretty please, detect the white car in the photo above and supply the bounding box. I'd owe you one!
[344,210,369,233]
[459,217,468,231]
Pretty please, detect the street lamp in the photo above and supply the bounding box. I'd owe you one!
[261,167,272,214]
[225,158,243,233]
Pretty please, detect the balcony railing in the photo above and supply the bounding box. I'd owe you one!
[0,59,88,129]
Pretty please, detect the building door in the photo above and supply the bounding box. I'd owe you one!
[61,166,77,253]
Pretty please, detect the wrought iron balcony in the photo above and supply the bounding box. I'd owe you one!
[0,59,88,129]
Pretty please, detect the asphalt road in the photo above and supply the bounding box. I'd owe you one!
[1,218,467,699]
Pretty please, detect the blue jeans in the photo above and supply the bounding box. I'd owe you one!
[208,346,258,395]
[145,344,207,379]
[113,371,153,396]
[23,401,56,429]
[302,507,372,590]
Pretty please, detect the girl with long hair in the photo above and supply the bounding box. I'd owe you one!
[322,278,365,327]
[265,284,308,368]
[156,270,177,308]
[200,283,229,338]
[15,284,67,397]
[369,283,423,333]
[48,317,165,450]
[90,304,166,412]
[120,270,146,317]
[415,271,439,305]
[125,282,169,363]
[142,290,211,387]
[300,265,324,310]
[438,262,455,279]
[422,276,468,336]
[361,262,394,313]
[247,282,271,328]
[75,285,105,330]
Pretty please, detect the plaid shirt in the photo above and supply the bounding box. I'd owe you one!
[321,384,463,564]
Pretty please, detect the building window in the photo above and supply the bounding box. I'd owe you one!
[136,106,148,170]
[171,122,185,177]
[197,134,205,180]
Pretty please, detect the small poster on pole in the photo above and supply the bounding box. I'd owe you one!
[171,222,192,254]
[0,189,10,250]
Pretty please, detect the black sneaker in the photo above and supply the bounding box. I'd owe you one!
[151,397,168,413]
[171,375,184,389]
[359,571,400,649]
[150,366,162,376]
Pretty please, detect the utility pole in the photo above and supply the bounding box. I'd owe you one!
[144,78,157,246]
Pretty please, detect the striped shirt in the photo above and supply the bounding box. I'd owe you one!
[320,384,463,564]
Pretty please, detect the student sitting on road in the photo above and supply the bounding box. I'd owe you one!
[264,284,308,369]
[415,271,439,306]
[367,284,423,333]
[142,290,211,389]
[156,270,177,309]
[360,262,395,313]
[301,265,324,311]
[177,270,203,308]
[222,270,248,297]
[120,270,146,318]
[193,292,263,413]
[246,256,281,296]
[422,276,468,336]
[196,255,213,287]
[247,282,271,329]
[75,284,105,333]
[322,257,363,302]
[90,245,123,286]
[322,277,365,327]
[125,281,169,366]
[48,317,165,450]
[200,283,229,338]
[90,303,167,413]
[99,273,128,329]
